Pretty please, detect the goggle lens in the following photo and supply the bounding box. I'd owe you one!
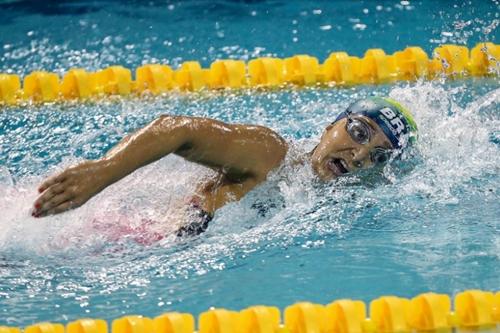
[338,112,393,169]
[370,147,391,165]
[346,118,371,145]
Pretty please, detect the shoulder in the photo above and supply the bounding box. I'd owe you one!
[238,124,289,179]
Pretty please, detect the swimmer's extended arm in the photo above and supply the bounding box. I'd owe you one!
[33,115,287,217]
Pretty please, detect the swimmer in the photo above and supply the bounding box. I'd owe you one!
[32,97,418,236]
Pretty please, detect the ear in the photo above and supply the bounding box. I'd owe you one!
[319,124,333,141]
[325,123,335,132]
[310,144,319,155]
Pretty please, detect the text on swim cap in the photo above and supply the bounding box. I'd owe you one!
[380,107,405,134]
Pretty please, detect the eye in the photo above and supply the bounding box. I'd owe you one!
[346,119,371,144]
[371,147,391,165]
[353,160,363,168]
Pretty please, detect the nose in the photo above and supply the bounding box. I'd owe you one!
[351,146,372,169]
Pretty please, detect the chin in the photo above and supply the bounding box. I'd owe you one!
[311,158,334,181]
[316,166,337,181]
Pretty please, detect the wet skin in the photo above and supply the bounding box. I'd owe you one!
[310,116,393,181]
[32,114,392,218]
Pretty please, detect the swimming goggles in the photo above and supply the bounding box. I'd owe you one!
[344,111,392,166]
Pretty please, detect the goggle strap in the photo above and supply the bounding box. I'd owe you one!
[358,110,402,149]
[334,111,401,149]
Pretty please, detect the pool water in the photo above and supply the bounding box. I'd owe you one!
[0,0,499,326]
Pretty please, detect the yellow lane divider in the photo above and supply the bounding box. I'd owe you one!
[0,43,498,106]
[1,289,499,332]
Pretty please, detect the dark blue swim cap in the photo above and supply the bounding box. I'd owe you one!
[334,97,418,150]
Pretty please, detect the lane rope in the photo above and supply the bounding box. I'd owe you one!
[1,289,499,332]
[0,43,498,106]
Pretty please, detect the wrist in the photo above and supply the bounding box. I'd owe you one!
[97,158,125,185]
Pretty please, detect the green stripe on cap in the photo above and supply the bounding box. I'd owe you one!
[382,97,418,133]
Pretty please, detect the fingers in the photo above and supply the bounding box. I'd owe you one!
[37,191,74,217]
[32,161,99,218]
[38,172,66,193]
[33,184,75,217]
[34,182,66,207]
[43,201,76,216]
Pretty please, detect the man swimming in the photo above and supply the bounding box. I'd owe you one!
[32,97,418,236]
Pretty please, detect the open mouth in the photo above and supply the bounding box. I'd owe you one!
[327,158,349,176]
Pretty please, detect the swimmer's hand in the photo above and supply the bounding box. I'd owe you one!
[32,160,114,217]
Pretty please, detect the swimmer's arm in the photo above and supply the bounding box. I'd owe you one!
[33,116,287,217]
[33,115,190,216]
[193,173,263,213]
[175,117,287,178]
[202,177,262,213]
[104,115,287,180]
[101,115,192,180]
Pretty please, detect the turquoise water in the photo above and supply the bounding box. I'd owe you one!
[0,0,499,326]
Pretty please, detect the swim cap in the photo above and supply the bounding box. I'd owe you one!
[334,97,418,150]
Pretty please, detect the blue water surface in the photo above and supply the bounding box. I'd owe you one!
[0,0,499,326]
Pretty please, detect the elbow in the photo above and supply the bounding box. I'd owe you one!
[154,115,190,147]
[156,114,187,129]
[157,114,184,123]
[267,130,288,167]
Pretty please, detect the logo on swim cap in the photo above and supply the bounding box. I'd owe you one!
[380,107,405,134]
[334,97,418,150]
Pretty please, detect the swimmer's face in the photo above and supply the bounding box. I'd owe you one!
[311,115,393,181]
